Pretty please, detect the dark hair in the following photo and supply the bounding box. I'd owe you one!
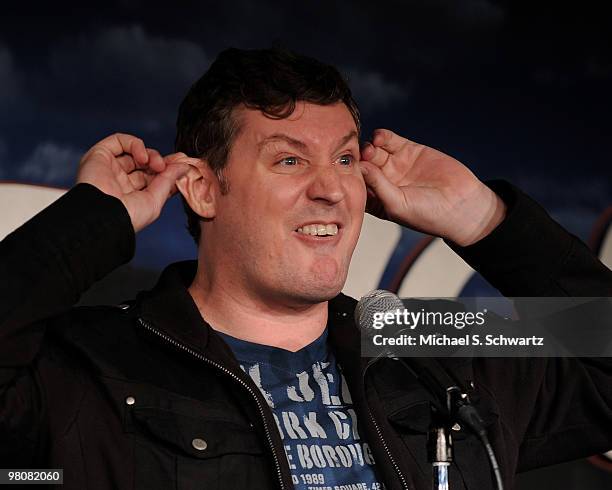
[175,46,360,244]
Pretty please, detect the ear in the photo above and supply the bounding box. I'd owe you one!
[176,159,218,219]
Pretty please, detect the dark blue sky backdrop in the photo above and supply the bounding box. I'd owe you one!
[1,0,610,270]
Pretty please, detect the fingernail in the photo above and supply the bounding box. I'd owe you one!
[360,166,369,176]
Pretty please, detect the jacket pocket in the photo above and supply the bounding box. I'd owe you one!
[126,404,266,490]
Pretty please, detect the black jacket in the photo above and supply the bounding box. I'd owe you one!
[1,180,611,490]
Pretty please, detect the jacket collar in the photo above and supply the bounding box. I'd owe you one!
[136,260,365,371]
[137,260,210,354]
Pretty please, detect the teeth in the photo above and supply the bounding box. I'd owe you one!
[296,223,339,236]
[325,224,338,235]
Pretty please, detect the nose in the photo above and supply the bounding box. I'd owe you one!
[305,166,346,205]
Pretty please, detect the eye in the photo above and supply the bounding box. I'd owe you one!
[337,154,354,166]
[279,156,299,166]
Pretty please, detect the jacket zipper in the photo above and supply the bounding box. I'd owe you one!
[362,360,410,490]
[367,408,410,490]
[138,318,287,490]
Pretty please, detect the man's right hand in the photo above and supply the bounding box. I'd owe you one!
[76,133,195,232]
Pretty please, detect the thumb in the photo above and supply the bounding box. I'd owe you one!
[146,162,191,204]
[360,161,403,215]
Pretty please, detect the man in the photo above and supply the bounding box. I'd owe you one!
[0,47,610,490]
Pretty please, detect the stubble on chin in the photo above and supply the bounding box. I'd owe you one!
[286,257,348,304]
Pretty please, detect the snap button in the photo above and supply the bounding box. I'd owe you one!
[451,423,461,431]
[192,438,208,451]
[125,396,136,405]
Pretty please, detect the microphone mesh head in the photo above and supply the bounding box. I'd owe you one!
[355,289,405,332]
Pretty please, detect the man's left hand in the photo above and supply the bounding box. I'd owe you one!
[360,129,507,247]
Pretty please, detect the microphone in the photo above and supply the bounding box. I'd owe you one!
[355,289,405,324]
[355,289,405,359]
[355,289,504,490]
[355,289,465,413]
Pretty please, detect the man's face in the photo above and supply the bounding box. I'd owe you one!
[207,101,366,306]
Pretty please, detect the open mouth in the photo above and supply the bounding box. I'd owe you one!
[295,223,340,237]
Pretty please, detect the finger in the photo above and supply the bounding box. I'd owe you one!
[361,142,390,168]
[127,170,153,190]
[164,152,203,168]
[146,148,166,173]
[117,149,165,174]
[115,169,136,195]
[145,162,192,204]
[97,133,149,163]
[360,161,404,214]
[116,154,137,173]
[372,129,409,154]
[163,152,188,163]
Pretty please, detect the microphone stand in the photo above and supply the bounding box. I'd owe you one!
[427,385,458,490]
[392,355,504,490]
[428,426,452,490]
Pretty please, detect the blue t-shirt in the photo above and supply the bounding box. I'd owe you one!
[218,328,385,490]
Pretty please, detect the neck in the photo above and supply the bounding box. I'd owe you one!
[188,263,328,352]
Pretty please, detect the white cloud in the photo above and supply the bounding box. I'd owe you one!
[47,24,209,114]
[533,53,612,87]
[345,69,410,112]
[92,24,207,82]
[18,142,83,185]
[0,44,24,108]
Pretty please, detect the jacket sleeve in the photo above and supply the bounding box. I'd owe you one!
[448,180,612,471]
[448,180,612,297]
[0,183,135,461]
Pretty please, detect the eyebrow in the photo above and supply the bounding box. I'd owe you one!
[332,130,359,153]
[257,130,359,155]
[258,133,308,153]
